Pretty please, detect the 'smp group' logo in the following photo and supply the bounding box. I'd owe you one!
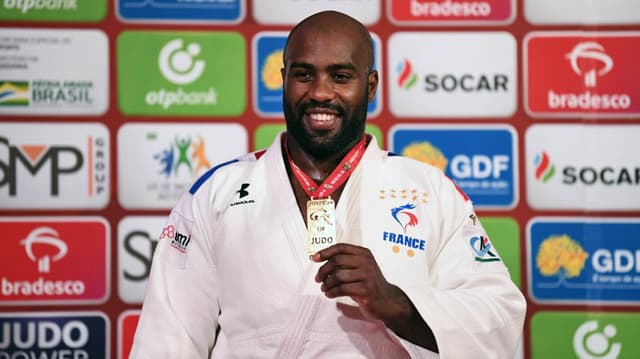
[21,227,67,273]
[0,313,108,359]
[0,123,109,209]
[573,320,621,359]
[379,189,428,257]
[529,219,640,303]
[147,38,216,110]
[0,81,29,106]
[0,218,108,305]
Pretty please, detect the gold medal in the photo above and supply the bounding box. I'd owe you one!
[307,197,336,257]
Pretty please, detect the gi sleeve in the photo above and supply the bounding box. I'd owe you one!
[129,189,220,358]
[394,174,526,359]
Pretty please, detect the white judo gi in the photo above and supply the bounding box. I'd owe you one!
[130,133,526,359]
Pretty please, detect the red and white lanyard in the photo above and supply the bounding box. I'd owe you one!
[285,136,367,199]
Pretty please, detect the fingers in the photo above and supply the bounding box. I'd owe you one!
[311,243,368,262]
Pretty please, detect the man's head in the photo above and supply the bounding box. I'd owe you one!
[282,11,378,159]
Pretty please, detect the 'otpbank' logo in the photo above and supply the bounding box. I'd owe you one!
[389,0,515,24]
[117,31,246,116]
[0,312,108,358]
[0,122,110,209]
[525,32,640,118]
[0,217,110,305]
[528,218,640,304]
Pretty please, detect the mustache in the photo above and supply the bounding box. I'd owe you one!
[299,100,343,114]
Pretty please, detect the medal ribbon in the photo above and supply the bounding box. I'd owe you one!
[285,135,367,199]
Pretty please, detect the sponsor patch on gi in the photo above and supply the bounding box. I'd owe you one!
[464,215,502,263]
[159,211,193,269]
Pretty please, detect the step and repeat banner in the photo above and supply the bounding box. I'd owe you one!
[1,1,639,358]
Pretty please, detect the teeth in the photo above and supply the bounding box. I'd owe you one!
[309,113,335,122]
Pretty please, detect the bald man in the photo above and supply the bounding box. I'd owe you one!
[130,11,525,358]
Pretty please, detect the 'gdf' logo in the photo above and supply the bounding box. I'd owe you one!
[159,39,205,85]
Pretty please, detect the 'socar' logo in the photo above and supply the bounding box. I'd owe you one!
[534,150,555,183]
[396,59,417,90]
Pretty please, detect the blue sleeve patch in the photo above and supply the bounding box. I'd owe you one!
[189,159,239,194]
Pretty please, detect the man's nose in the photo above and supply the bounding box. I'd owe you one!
[308,75,335,102]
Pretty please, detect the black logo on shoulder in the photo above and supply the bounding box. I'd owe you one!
[237,183,250,198]
[230,183,255,207]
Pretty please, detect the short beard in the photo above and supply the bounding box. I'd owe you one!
[283,97,368,160]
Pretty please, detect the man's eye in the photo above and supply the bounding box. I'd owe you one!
[333,73,351,82]
[294,71,312,81]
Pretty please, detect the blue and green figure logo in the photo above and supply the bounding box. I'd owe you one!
[0,81,29,106]
[117,31,246,116]
[531,312,640,359]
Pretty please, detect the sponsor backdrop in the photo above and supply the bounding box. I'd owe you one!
[0,0,638,358]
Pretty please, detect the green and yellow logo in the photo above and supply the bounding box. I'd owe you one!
[0,81,29,106]
[117,31,246,116]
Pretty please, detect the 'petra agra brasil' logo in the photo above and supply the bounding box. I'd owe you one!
[534,151,555,183]
[396,59,417,90]
[159,39,205,85]
[21,227,68,273]
[566,42,613,88]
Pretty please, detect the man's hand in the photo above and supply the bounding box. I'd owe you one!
[311,243,438,352]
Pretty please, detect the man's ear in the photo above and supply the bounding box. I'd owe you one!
[367,70,379,102]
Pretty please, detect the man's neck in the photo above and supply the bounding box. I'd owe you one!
[284,135,361,183]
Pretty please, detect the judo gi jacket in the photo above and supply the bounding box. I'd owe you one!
[130,133,526,358]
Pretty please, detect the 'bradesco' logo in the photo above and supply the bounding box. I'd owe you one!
[117,31,246,116]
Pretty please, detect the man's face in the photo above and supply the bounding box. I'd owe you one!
[282,27,377,159]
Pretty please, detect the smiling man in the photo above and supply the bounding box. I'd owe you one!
[130,10,526,358]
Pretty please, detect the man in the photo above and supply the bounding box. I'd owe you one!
[130,10,526,358]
